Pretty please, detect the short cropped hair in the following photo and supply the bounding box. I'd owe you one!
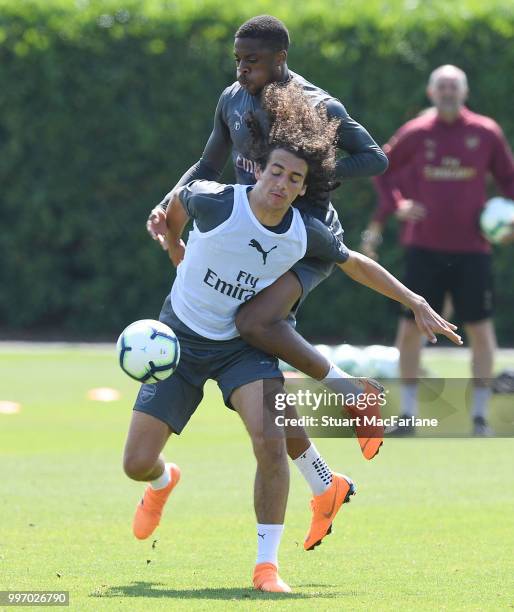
[235,15,290,52]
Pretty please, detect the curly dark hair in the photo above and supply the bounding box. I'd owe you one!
[246,81,340,202]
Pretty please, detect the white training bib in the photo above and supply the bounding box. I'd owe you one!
[171,184,307,340]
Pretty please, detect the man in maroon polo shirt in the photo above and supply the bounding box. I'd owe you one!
[361,65,514,436]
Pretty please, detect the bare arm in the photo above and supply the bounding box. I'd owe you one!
[338,250,462,345]
[165,190,190,266]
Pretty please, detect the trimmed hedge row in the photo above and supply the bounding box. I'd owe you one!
[1,0,513,344]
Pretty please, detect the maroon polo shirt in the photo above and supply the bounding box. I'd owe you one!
[373,107,514,253]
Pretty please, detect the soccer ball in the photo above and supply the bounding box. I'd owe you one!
[116,319,180,383]
[480,197,514,244]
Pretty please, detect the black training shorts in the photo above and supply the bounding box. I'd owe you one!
[401,247,493,323]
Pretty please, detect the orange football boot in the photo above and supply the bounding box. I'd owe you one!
[304,473,355,551]
[253,562,292,593]
[345,378,385,460]
[132,463,181,540]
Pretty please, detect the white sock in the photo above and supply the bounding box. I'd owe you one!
[472,387,491,419]
[293,443,333,496]
[150,463,171,490]
[401,383,418,417]
[256,524,284,566]
[321,363,366,395]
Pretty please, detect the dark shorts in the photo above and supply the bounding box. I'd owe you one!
[290,201,340,309]
[133,296,283,434]
[401,247,494,323]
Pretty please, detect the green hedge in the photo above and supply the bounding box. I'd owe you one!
[1,0,513,344]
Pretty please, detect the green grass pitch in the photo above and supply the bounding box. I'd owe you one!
[0,346,513,611]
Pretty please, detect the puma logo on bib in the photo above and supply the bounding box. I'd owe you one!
[249,239,277,265]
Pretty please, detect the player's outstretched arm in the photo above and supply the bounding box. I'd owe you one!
[338,250,463,345]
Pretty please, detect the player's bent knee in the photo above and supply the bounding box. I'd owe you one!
[123,453,156,481]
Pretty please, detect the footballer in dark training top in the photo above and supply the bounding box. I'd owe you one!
[175,69,388,215]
